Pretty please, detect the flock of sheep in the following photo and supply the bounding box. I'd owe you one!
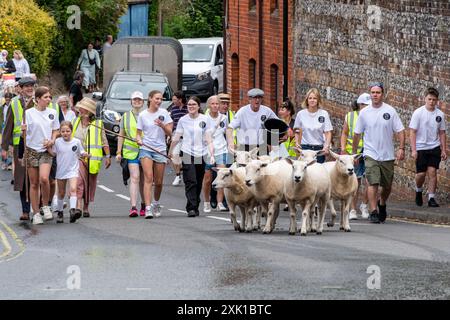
[212,149,361,236]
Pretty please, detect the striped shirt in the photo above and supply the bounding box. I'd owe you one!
[170,105,188,132]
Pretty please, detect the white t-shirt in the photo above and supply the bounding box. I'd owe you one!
[136,108,173,152]
[409,106,446,151]
[53,137,85,179]
[175,114,214,157]
[228,104,278,145]
[293,109,333,145]
[207,112,228,156]
[25,107,60,152]
[62,109,77,123]
[354,103,405,161]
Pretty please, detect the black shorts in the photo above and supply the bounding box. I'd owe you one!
[50,157,57,180]
[416,146,441,173]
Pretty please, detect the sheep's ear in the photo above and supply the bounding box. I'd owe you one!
[306,159,317,167]
[285,158,294,165]
[353,153,363,160]
[211,167,219,172]
[316,150,326,157]
[229,169,233,175]
[238,163,247,168]
[329,150,339,159]
[249,147,259,159]
[261,162,269,168]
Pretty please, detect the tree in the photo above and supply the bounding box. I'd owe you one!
[0,0,57,77]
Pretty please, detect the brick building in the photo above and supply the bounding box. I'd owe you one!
[225,0,449,204]
[224,0,295,112]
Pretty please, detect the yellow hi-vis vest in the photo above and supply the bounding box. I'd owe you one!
[122,111,139,160]
[345,111,363,154]
[11,97,24,146]
[284,136,297,157]
[227,110,237,145]
[72,117,104,174]
[48,102,60,116]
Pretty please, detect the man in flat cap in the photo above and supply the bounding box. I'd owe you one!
[226,88,279,155]
[1,76,36,221]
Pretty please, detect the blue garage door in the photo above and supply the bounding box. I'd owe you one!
[118,3,149,38]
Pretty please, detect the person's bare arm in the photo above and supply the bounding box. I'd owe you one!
[340,119,350,154]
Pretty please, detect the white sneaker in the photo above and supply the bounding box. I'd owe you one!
[41,206,54,220]
[32,213,44,225]
[349,209,358,220]
[359,203,369,219]
[217,203,228,212]
[172,175,181,186]
[145,206,154,219]
[203,202,211,213]
[153,203,162,218]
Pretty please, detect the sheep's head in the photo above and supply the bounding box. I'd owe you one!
[244,160,269,186]
[212,168,234,189]
[286,158,315,183]
[329,150,361,176]
[295,148,325,163]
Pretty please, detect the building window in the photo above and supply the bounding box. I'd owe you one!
[231,54,240,109]
[249,59,256,89]
[249,0,257,11]
[270,64,279,110]
[270,0,279,14]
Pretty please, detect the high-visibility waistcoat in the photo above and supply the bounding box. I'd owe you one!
[227,110,237,145]
[72,117,104,174]
[283,130,297,157]
[345,111,363,154]
[122,111,139,160]
[11,97,23,146]
[48,102,60,115]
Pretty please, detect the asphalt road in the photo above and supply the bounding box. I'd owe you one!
[0,160,450,300]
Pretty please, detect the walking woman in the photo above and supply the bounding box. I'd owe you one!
[48,121,89,223]
[169,96,215,217]
[294,88,333,163]
[57,95,76,122]
[202,95,228,213]
[116,91,146,217]
[12,50,30,81]
[22,86,60,224]
[136,90,173,219]
[72,97,111,217]
[77,43,101,93]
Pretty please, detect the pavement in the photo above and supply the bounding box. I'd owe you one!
[387,200,449,225]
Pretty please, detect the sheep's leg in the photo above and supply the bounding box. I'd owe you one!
[241,205,253,233]
[327,199,337,228]
[310,200,318,233]
[343,196,352,232]
[316,196,328,235]
[252,206,259,230]
[287,199,297,235]
[300,201,312,236]
[270,202,281,231]
[262,202,275,234]
[239,205,247,233]
[228,202,240,232]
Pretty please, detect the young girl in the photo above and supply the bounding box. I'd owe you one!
[48,121,89,223]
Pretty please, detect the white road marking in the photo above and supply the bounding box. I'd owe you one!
[388,218,450,228]
[98,185,114,193]
[206,216,230,222]
[168,209,187,214]
[116,194,130,201]
[43,288,69,292]
[126,288,152,291]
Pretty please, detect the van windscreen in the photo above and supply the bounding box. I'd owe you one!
[182,44,214,62]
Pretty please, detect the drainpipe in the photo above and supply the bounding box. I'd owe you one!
[283,0,288,100]
[223,0,227,93]
[259,0,264,89]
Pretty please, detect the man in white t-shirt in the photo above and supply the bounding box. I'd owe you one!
[409,87,447,208]
[352,82,405,224]
[226,88,279,156]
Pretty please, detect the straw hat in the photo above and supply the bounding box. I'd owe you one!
[218,93,230,103]
[76,97,97,115]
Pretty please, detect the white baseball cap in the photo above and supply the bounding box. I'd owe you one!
[357,93,371,105]
[131,91,144,100]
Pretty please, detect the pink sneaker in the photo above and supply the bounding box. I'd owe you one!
[129,208,138,218]
[139,208,145,217]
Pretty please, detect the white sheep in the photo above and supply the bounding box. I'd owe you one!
[323,150,360,232]
[294,148,325,163]
[212,167,257,232]
[284,159,332,236]
[244,159,291,234]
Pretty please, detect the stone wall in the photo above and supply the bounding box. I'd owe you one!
[294,0,449,203]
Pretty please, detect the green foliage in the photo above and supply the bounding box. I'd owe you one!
[36,0,128,81]
[0,0,57,77]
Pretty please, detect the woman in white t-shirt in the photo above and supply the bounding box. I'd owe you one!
[48,121,89,223]
[21,86,60,224]
[294,88,333,163]
[202,95,228,213]
[136,90,173,219]
[169,96,215,217]
[57,96,76,122]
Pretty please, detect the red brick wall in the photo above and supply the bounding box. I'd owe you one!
[225,0,295,112]
[294,0,450,204]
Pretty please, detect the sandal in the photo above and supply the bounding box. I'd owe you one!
[19,213,30,221]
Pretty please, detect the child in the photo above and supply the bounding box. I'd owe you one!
[48,121,89,223]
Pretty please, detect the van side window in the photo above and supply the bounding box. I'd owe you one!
[215,44,223,66]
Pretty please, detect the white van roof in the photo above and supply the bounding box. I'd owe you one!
[179,37,223,45]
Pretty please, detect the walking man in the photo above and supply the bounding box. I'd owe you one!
[409,87,447,207]
[352,82,405,224]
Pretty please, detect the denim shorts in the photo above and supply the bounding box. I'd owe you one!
[205,153,227,170]
[127,157,141,165]
[138,148,167,164]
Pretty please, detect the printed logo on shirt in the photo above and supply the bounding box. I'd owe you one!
[72,145,78,152]
[261,115,267,122]
[383,113,391,120]
[436,116,442,123]
[199,121,206,129]
[49,114,55,120]
[219,121,226,128]
[318,116,325,123]
[158,115,165,121]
